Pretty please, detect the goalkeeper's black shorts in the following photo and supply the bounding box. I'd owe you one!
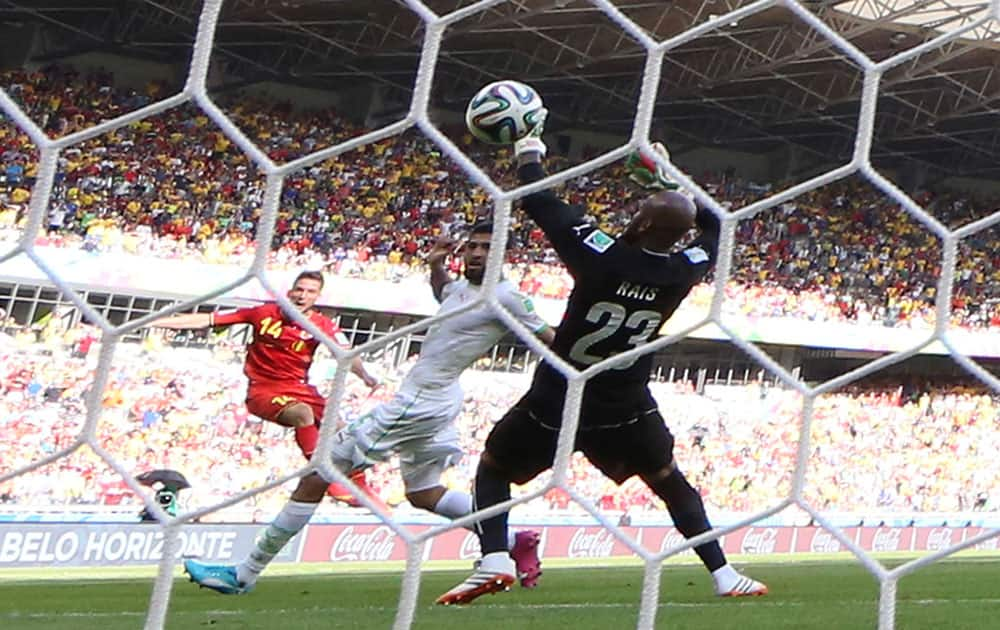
[483,404,676,485]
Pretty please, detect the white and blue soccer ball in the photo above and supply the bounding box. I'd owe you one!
[465,80,545,145]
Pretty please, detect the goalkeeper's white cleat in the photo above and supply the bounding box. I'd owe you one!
[436,552,516,606]
[715,572,768,598]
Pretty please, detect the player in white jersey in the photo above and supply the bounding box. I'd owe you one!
[333,240,552,508]
[184,222,555,595]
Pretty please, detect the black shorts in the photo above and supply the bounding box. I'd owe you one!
[483,405,676,485]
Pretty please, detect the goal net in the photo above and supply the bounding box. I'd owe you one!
[2,1,999,629]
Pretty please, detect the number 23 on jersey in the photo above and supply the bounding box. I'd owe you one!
[568,301,662,369]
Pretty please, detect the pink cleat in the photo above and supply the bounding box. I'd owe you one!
[510,530,542,588]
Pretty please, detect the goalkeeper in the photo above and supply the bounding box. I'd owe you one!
[438,114,768,604]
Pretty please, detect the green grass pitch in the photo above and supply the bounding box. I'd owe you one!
[1,556,999,629]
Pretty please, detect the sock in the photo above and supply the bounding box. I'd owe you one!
[473,460,511,555]
[433,489,472,520]
[645,467,727,572]
[237,500,318,585]
[711,564,739,591]
[294,424,319,459]
[433,489,518,550]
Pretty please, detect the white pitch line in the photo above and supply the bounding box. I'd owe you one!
[0,603,793,619]
[4,611,147,618]
[7,598,1000,619]
[909,598,1000,606]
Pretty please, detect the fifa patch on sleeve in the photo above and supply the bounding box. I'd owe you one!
[505,288,538,315]
[583,229,615,253]
[683,246,709,264]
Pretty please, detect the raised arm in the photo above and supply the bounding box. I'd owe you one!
[151,312,215,330]
[427,237,456,303]
[655,205,722,289]
[496,283,556,347]
[512,113,605,277]
[513,114,579,235]
[154,304,260,331]
[350,355,380,389]
[689,205,722,264]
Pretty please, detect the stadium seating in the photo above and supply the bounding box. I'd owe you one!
[2,65,1000,330]
[1,325,996,515]
[2,66,999,516]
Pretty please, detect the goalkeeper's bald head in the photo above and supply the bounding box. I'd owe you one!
[620,190,697,253]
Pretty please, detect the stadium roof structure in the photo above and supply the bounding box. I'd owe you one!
[3,0,999,180]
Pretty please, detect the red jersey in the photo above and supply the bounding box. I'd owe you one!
[212,303,347,384]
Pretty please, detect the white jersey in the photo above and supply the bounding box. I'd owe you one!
[330,278,549,492]
[403,278,548,389]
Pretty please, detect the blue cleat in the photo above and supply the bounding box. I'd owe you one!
[183,559,253,595]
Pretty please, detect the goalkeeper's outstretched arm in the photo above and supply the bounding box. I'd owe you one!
[511,112,597,276]
[514,112,613,277]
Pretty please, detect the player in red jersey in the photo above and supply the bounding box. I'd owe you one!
[151,270,384,507]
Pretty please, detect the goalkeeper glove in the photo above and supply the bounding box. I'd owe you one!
[514,108,548,159]
[625,142,679,191]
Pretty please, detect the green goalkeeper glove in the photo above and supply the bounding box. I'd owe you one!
[625,142,679,191]
[514,108,548,160]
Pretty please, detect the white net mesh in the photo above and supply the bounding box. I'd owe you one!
[2,1,1000,629]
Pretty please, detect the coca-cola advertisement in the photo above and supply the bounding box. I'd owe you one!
[544,527,626,559]
[296,524,991,564]
[793,527,861,553]
[639,527,696,556]
[301,524,405,562]
[963,527,1000,551]
[4,522,993,569]
[858,527,914,552]
[913,526,959,552]
[726,527,793,554]
[415,528,483,560]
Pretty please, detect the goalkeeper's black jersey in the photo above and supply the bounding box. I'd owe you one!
[517,162,720,428]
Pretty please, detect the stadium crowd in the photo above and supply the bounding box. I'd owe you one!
[2,65,1000,330]
[1,323,996,517]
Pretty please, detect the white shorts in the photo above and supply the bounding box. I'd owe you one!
[330,381,464,492]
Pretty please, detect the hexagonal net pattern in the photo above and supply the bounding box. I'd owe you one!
[2,1,1000,629]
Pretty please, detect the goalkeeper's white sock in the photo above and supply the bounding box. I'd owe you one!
[237,500,318,586]
[432,489,516,549]
[711,563,740,592]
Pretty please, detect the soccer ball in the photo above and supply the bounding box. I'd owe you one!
[465,80,545,145]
